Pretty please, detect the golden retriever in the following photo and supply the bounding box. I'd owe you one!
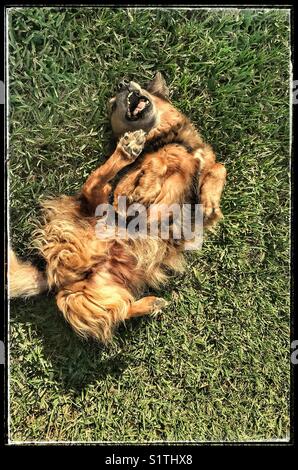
[9,73,226,342]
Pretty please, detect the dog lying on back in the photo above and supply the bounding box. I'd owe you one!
[9,73,226,342]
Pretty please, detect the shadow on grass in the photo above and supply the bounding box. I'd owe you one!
[10,294,151,394]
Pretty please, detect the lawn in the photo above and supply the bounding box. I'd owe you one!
[8,7,290,442]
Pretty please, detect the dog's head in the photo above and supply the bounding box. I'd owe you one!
[109,72,170,138]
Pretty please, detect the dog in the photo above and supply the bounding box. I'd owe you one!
[9,72,226,342]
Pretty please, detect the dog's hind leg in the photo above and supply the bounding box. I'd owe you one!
[56,273,134,342]
[82,130,146,210]
[56,274,168,341]
[128,296,168,318]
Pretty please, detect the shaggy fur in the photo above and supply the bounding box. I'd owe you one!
[9,73,226,342]
[9,249,47,298]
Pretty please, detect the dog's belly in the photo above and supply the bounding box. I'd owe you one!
[113,145,198,208]
[113,157,164,207]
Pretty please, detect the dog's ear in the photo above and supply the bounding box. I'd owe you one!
[146,72,169,99]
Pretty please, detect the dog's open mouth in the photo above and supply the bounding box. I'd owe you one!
[126,92,150,121]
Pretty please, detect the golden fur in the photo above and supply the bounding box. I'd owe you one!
[9,74,226,342]
[9,249,47,298]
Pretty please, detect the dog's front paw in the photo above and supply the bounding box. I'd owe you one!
[202,202,223,229]
[119,130,146,160]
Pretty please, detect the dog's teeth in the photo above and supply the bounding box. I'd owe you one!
[127,91,134,110]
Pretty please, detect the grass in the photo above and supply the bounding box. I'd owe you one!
[8,7,290,442]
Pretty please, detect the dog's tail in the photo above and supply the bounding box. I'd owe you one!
[8,249,48,299]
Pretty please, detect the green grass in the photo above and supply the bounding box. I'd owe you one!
[8,7,290,442]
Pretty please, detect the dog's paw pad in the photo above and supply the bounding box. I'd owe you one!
[119,130,146,159]
[203,206,223,229]
[151,298,169,315]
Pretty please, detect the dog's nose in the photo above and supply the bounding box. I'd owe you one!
[117,79,130,91]
[117,80,141,94]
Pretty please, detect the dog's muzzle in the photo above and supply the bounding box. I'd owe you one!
[118,82,151,121]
